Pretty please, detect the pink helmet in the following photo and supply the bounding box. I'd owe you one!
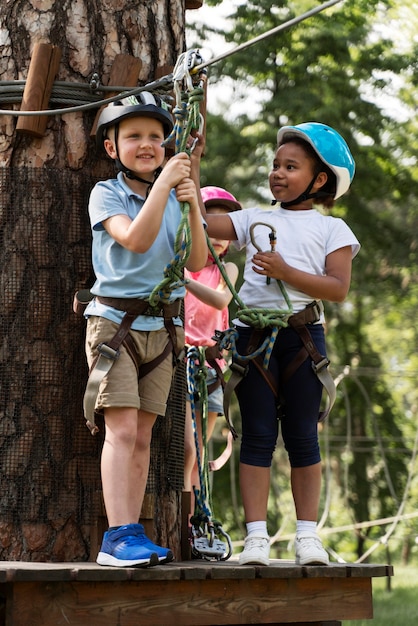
[201,186,242,211]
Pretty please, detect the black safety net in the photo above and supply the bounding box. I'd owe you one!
[0,167,185,560]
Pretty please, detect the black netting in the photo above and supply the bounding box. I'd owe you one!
[0,168,185,537]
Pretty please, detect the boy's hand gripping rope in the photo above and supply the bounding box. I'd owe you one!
[186,346,232,561]
[148,50,206,307]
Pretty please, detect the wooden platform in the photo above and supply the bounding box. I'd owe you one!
[0,559,392,626]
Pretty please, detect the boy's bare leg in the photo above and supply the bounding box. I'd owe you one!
[97,406,172,566]
[101,406,156,526]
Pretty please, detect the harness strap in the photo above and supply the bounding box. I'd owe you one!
[84,312,136,435]
[123,328,175,381]
[208,430,234,472]
[222,301,336,428]
[286,316,336,422]
[96,295,181,318]
[222,360,245,439]
[82,296,181,435]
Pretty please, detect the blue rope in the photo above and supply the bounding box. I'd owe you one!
[186,346,212,523]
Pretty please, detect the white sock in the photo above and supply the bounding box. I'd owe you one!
[296,520,317,536]
[246,521,268,538]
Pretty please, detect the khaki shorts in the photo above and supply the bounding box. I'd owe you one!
[86,316,184,416]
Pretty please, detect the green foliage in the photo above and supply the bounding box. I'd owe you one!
[188,0,418,560]
[344,565,418,626]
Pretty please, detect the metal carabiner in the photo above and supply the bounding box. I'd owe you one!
[249,222,277,285]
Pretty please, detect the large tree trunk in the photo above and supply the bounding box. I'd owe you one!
[0,0,191,562]
[0,0,185,169]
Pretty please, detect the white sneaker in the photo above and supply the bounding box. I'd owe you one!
[239,535,270,566]
[295,532,329,566]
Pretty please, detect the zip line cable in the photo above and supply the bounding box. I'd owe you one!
[0,0,345,117]
[192,0,345,74]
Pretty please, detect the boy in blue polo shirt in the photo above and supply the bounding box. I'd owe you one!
[85,92,207,567]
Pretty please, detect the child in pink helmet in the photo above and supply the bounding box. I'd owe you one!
[184,186,241,518]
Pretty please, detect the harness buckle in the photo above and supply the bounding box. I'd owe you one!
[312,356,330,374]
[211,328,230,349]
[229,360,249,378]
[310,300,322,323]
[175,347,186,365]
[97,342,120,360]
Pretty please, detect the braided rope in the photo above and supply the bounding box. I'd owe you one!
[148,52,205,306]
[206,235,292,368]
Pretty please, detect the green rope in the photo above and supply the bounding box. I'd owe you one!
[206,231,293,370]
[206,234,293,329]
[147,56,204,307]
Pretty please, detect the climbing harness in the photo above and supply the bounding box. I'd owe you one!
[74,291,182,434]
[186,346,232,560]
[205,223,337,434]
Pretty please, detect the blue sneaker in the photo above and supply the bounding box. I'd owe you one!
[96,525,159,567]
[132,523,174,563]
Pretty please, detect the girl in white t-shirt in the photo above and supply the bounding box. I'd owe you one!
[202,122,360,567]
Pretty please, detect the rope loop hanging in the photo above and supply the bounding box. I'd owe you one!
[148,49,205,307]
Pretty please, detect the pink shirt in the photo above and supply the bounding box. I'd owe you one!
[185,264,229,367]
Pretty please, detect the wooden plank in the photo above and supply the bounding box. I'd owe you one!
[0,559,393,582]
[16,43,61,137]
[0,560,391,626]
[4,574,374,626]
[90,54,142,138]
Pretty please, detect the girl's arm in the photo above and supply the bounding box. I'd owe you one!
[205,213,237,241]
[186,261,239,310]
[188,132,237,243]
[252,246,353,303]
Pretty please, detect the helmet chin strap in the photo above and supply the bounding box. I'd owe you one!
[271,175,331,208]
[120,161,162,197]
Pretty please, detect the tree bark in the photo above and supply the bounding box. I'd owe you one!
[0,0,188,562]
[0,0,185,169]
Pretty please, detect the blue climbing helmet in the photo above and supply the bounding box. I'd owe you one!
[277,122,355,199]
